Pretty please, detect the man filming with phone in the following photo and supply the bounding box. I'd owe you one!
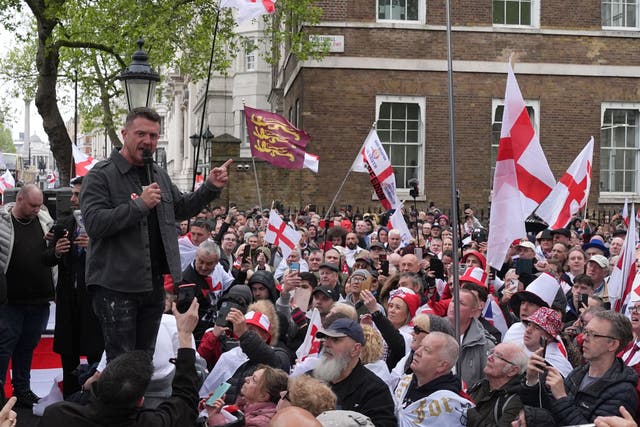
[521,310,637,424]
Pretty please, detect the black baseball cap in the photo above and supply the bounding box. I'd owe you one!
[312,285,340,301]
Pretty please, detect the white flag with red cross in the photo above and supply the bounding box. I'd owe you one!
[265,209,300,261]
[0,170,15,194]
[487,61,555,270]
[220,0,276,24]
[536,138,593,229]
[610,202,638,310]
[72,144,99,176]
[296,308,322,361]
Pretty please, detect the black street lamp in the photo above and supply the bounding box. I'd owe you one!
[189,127,214,189]
[118,38,160,111]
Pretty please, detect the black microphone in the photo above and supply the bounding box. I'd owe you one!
[142,149,154,185]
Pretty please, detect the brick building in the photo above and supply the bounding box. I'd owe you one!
[254,0,640,216]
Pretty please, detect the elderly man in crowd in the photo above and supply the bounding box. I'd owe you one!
[394,331,473,426]
[312,318,397,427]
[466,342,527,427]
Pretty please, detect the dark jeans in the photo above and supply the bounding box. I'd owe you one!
[0,303,50,393]
[92,286,164,363]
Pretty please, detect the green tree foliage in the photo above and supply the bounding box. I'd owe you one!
[0,0,328,186]
[0,124,16,154]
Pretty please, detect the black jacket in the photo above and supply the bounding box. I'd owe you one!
[520,358,638,425]
[38,348,199,427]
[319,362,397,427]
[52,214,103,357]
[466,374,524,427]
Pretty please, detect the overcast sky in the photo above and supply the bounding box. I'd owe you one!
[0,19,73,143]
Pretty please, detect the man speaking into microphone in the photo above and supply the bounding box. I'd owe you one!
[81,107,232,363]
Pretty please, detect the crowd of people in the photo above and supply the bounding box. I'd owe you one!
[0,107,638,426]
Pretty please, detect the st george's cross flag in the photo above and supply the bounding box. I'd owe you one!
[244,106,319,173]
[487,62,555,270]
[608,202,638,311]
[72,143,99,176]
[537,138,593,229]
[296,308,323,361]
[220,0,276,24]
[265,209,301,261]
[0,170,15,194]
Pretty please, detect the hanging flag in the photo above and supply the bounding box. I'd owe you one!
[194,173,204,190]
[537,138,593,229]
[296,308,322,361]
[350,129,400,210]
[0,170,15,194]
[482,296,508,337]
[0,152,7,170]
[47,171,57,189]
[72,144,99,176]
[388,208,412,247]
[244,106,319,173]
[220,0,276,25]
[609,203,638,311]
[487,62,555,270]
[265,209,301,261]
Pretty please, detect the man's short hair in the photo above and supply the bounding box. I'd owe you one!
[432,331,459,368]
[191,220,212,232]
[592,310,634,352]
[95,350,153,408]
[197,240,221,258]
[125,107,161,126]
[573,273,594,289]
[299,272,318,288]
[70,176,84,185]
[399,272,422,291]
[461,282,488,304]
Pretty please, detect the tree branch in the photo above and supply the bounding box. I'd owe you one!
[54,40,126,67]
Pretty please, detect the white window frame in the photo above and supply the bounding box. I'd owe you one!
[376,0,426,24]
[599,102,640,203]
[491,99,540,187]
[375,95,426,200]
[245,38,256,72]
[492,0,540,28]
[239,109,251,157]
[602,0,640,30]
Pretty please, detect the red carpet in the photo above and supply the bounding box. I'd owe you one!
[3,336,61,397]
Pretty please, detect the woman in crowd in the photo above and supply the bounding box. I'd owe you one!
[204,365,288,427]
[361,287,419,370]
[276,375,336,417]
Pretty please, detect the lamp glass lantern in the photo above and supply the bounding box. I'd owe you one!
[118,38,160,110]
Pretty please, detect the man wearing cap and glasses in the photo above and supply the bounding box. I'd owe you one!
[466,342,527,427]
[521,310,637,424]
[311,318,397,427]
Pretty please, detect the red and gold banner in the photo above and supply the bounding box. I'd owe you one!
[245,106,317,171]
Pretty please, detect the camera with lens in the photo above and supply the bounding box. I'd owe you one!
[472,228,487,244]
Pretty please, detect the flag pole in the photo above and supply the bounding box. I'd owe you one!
[243,100,264,211]
[444,0,462,378]
[325,122,376,220]
[251,156,263,212]
[191,7,221,192]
